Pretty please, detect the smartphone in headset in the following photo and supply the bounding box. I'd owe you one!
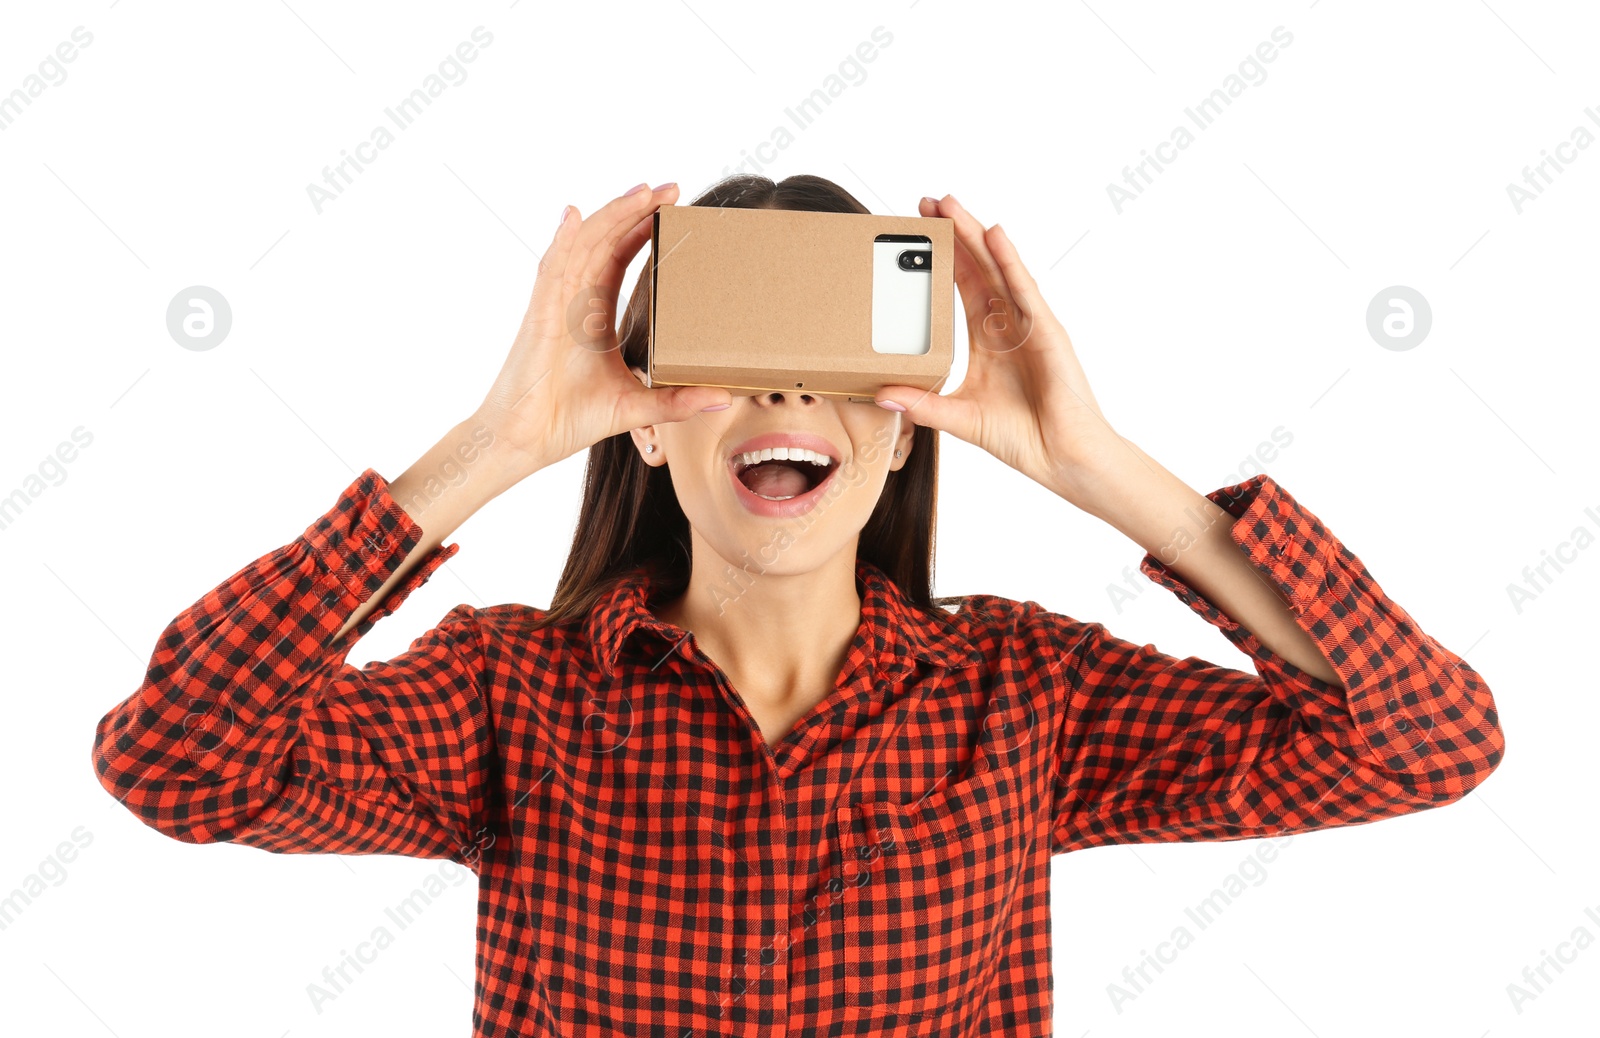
[871,234,933,356]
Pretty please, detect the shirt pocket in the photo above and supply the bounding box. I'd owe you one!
[834,758,1022,1026]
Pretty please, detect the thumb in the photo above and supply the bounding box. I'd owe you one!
[874,385,977,440]
[617,383,734,429]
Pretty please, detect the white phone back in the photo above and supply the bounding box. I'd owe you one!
[871,240,933,356]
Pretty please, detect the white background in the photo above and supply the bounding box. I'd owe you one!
[2,1,1595,1035]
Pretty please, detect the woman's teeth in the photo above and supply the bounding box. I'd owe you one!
[733,446,833,468]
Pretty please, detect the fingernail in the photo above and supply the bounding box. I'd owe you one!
[625,182,649,196]
[653,182,677,193]
[877,399,906,412]
[921,196,939,207]
[556,204,570,230]
[700,402,730,412]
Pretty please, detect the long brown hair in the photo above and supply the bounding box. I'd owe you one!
[535,173,943,629]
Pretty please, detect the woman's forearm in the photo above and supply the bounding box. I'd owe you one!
[331,417,528,643]
[1068,438,1342,686]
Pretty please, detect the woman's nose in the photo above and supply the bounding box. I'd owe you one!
[751,386,821,407]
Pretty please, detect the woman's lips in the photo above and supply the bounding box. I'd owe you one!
[727,456,840,518]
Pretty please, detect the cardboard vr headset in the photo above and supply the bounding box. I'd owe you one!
[645,205,955,403]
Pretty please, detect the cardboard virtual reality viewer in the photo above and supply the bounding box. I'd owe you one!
[645,205,955,403]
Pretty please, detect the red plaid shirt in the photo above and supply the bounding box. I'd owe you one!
[93,467,1503,1036]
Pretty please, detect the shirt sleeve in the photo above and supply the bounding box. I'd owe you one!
[91,467,497,867]
[1047,473,1505,854]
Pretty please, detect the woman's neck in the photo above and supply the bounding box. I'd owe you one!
[654,545,865,739]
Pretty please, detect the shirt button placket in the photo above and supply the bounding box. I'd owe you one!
[758,790,790,1030]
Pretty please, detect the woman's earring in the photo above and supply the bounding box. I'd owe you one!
[645,444,656,454]
[894,449,903,458]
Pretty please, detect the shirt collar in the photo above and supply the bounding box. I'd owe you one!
[587,556,983,679]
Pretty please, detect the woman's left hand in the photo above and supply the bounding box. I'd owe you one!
[874,194,1130,507]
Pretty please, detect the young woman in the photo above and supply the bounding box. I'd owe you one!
[94,174,1504,1037]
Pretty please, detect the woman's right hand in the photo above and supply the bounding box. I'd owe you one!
[471,182,733,479]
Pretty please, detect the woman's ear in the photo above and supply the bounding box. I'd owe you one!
[629,426,665,465]
[889,418,916,471]
[621,365,660,463]
[623,368,664,464]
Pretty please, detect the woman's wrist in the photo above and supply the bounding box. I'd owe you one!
[1047,433,1147,515]
[388,417,527,551]
[1077,442,1248,579]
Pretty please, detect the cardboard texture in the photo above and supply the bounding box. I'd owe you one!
[647,205,954,402]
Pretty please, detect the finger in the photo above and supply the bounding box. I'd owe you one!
[585,184,679,291]
[541,203,579,279]
[523,203,583,334]
[569,207,659,346]
[985,224,1042,313]
[922,195,1010,337]
[566,183,650,277]
[937,194,1019,338]
[595,206,659,298]
[874,384,981,441]
[984,223,1051,351]
[951,230,998,334]
[615,382,734,431]
[574,183,679,294]
[576,196,675,353]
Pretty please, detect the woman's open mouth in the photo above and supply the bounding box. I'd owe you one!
[727,438,841,518]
